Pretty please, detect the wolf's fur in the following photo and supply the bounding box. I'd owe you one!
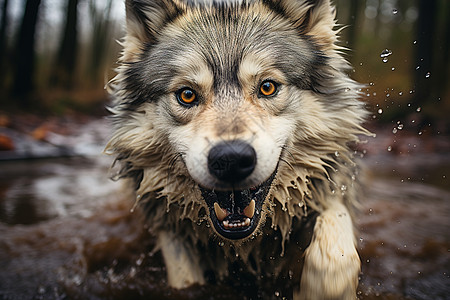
[106,0,369,298]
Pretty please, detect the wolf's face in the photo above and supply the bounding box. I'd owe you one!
[109,0,355,241]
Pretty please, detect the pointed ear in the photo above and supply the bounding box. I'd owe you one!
[125,0,183,43]
[271,0,337,49]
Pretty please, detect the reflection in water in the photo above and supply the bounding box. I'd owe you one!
[0,157,118,225]
[0,134,449,299]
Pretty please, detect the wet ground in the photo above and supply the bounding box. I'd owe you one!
[0,119,449,300]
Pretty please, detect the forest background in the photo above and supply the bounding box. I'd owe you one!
[0,0,449,132]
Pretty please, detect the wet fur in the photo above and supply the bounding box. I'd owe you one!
[106,0,369,298]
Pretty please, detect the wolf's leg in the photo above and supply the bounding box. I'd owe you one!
[157,231,206,288]
[297,201,360,300]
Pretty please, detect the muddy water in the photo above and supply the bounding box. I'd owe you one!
[0,130,449,299]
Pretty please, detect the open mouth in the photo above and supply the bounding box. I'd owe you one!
[199,172,276,240]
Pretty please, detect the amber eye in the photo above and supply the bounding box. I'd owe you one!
[259,80,277,97]
[176,88,197,106]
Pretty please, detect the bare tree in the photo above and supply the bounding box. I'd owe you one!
[0,0,10,86]
[413,0,436,107]
[88,0,113,84]
[345,0,362,51]
[11,0,42,105]
[50,0,79,89]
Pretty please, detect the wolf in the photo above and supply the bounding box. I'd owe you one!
[106,0,369,298]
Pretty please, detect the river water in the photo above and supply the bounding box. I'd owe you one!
[0,120,448,300]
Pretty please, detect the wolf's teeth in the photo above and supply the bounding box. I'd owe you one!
[214,202,228,221]
[243,199,256,218]
[222,218,251,229]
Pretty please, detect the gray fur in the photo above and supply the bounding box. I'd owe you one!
[106,0,370,298]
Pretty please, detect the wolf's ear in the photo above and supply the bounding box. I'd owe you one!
[125,0,183,42]
[271,0,337,49]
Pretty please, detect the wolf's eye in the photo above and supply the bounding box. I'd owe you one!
[259,80,277,97]
[176,88,197,106]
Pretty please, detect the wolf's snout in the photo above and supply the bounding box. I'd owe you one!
[207,141,257,183]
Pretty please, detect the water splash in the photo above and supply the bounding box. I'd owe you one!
[380,49,393,63]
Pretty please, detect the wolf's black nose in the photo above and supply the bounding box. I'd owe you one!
[208,141,257,183]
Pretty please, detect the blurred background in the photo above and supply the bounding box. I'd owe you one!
[0,0,449,124]
[0,0,449,299]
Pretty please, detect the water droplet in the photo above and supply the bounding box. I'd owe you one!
[416,107,421,112]
[418,131,423,135]
[341,185,347,191]
[413,40,417,44]
[392,128,398,134]
[387,146,392,151]
[397,124,404,130]
[334,151,340,157]
[425,72,431,78]
[377,108,383,114]
[218,241,224,247]
[415,66,420,70]
[380,49,392,58]
[392,9,398,14]
[275,291,280,297]
[391,67,396,71]
[398,91,403,96]
[380,49,392,63]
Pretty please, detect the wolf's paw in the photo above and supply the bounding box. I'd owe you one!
[298,202,360,299]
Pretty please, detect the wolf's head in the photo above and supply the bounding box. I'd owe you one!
[107,0,367,242]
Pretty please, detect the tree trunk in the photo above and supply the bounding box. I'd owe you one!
[50,0,79,89]
[0,0,10,99]
[88,0,113,84]
[11,0,41,105]
[0,0,9,71]
[412,0,436,110]
[345,0,361,52]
